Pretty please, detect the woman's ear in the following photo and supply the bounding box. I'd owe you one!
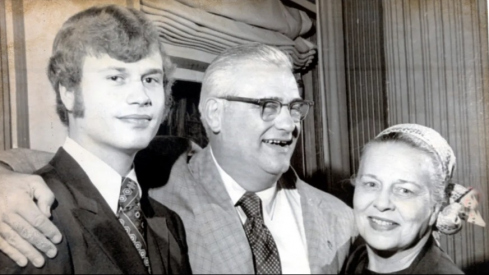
[59,85,75,112]
[204,98,223,134]
[429,203,442,226]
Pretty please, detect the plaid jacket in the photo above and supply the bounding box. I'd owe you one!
[149,147,357,274]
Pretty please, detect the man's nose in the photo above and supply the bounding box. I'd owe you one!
[274,106,296,132]
[373,190,395,212]
[127,81,151,106]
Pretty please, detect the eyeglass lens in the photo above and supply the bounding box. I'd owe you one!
[261,101,309,122]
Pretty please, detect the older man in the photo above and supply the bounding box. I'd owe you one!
[0,44,355,273]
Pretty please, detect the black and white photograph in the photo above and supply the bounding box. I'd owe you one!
[0,0,488,274]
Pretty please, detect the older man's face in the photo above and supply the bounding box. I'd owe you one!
[218,61,301,177]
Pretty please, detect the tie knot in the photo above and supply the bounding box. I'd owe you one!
[119,177,140,210]
[236,192,263,219]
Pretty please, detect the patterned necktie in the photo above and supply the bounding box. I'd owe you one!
[118,177,151,273]
[236,192,282,274]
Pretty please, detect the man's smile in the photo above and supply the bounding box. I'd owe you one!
[117,114,153,127]
[262,139,293,147]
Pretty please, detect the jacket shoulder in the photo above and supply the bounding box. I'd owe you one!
[149,198,188,242]
[148,198,192,273]
[150,198,185,224]
[417,242,464,274]
[297,179,353,215]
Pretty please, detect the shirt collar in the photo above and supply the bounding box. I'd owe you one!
[62,137,140,214]
[209,147,278,218]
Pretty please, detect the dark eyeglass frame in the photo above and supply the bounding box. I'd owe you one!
[218,96,314,122]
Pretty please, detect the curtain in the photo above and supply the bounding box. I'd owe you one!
[383,0,489,272]
[141,0,317,82]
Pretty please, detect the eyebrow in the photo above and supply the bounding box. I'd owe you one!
[361,174,421,186]
[360,174,380,180]
[142,68,163,76]
[99,67,163,76]
[396,179,422,188]
[100,67,127,73]
[260,96,303,102]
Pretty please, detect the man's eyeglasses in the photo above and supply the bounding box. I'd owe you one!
[218,96,314,122]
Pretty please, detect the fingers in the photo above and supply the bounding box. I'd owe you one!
[0,168,61,266]
[0,234,28,267]
[0,222,45,267]
[14,200,62,245]
[30,175,56,218]
[4,213,59,258]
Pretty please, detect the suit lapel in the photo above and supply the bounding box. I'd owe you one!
[285,169,336,274]
[50,149,148,274]
[138,192,169,274]
[189,148,238,206]
[297,180,336,274]
[189,148,254,273]
[300,192,333,273]
[146,216,168,274]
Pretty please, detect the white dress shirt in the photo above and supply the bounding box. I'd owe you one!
[210,149,311,274]
[62,137,141,214]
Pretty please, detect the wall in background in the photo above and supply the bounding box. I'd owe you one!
[343,0,387,174]
[313,0,488,272]
[307,0,352,200]
[383,0,489,272]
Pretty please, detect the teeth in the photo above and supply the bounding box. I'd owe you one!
[264,140,290,146]
[371,218,394,226]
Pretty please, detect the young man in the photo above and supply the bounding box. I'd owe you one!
[0,5,191,274]
[0,44,356,274]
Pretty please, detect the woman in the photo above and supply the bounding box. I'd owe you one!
[345,124,484,274]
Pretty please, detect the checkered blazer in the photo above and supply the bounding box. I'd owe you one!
[149,147,356,274]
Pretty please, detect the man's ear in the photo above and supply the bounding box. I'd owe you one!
[59,85,75,112]
[204,98,223,133]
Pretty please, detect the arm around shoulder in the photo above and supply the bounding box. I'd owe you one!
[0,148,53,174]
[0,150,61,268]
[0,231,71,274]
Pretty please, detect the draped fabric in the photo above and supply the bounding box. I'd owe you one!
[383,0,489,272]
[141,0,316,82]
[174,0,312,39]
[343,0,387,174]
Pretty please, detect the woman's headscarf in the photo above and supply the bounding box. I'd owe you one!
[375,124,485,235]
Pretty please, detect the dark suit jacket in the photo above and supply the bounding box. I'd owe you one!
[344,236,464,274]
[0,148,192,274]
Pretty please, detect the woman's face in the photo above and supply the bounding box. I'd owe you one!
[353,142,440,252]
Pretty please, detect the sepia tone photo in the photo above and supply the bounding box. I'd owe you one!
[0,0,488,274]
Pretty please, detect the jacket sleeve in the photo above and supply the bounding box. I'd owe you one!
[0,148,53,174]
[170,212,193,274]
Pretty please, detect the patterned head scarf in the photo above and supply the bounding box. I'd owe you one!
[375,124,485,235]
[375,123,456,184]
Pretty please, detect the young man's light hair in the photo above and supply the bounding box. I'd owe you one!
[48,5,175,126]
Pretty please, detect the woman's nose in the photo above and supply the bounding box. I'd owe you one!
[373,191,395,212]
